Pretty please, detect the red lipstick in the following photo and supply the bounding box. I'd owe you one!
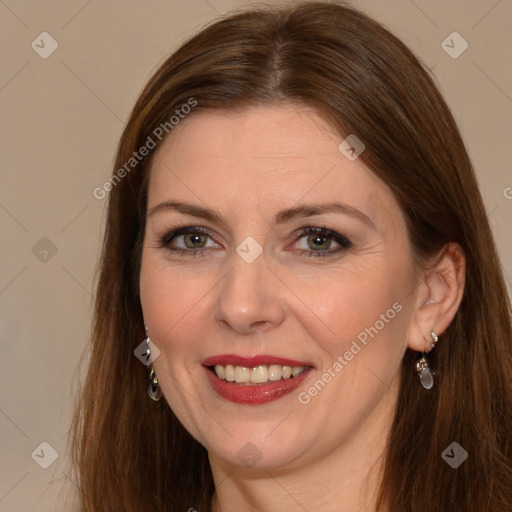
[202,354,313,367]
[202,354,314,405]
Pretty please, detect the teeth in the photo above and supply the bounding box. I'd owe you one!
[215,364,225,380]
[268,364,282,381]
[213,364,306,384]
[291,366,304,377]
[235,366,251,383]
[251,365,268,383]
[224,364,235,382]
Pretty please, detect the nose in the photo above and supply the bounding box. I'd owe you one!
[213,249,286,335]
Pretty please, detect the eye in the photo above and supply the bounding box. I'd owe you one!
[158,225,352,259]
[159,226,219,256]
[292,227,352,258]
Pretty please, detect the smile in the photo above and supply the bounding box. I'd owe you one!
[202,355,315,404]
[212,364,307,384]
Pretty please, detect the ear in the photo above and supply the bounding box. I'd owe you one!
[407,242,466,352]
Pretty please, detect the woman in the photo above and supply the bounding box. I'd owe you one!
[69,2,512,511]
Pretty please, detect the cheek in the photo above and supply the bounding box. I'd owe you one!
[139,256,213,438]
[298,256,412,371]
[139,253,215,358]
[294,273,410,423]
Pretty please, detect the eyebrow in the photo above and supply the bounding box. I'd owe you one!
[147,200,375,229]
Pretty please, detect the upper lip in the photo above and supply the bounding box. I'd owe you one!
[202,354,314,368]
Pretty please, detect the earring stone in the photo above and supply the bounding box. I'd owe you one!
[430,330,438,350]
[145,336,162,401]
[416,355,434,389]
[148,366,162,401]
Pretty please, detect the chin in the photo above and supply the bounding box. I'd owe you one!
[203,425,315,471]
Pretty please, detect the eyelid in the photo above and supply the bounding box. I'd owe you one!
[160,225,219,246]
[293,225,351,246]
[290,226,352,256]
[158,224,352,257]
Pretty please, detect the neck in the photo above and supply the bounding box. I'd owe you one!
[208,382,397,512]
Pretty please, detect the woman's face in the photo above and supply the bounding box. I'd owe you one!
[140,104,421,471]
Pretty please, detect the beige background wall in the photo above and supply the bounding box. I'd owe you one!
[0,0,510,509]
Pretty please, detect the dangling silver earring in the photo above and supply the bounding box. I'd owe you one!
[145,336,162,401]
[415,331,438,390]
[148,364,162,401]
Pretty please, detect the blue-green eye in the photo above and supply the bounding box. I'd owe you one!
[159,226,216,256]
[178,232,209,249]
[159,225,352,258]
[293,227,352,257]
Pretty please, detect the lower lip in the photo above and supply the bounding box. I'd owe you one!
[203,366,314,404]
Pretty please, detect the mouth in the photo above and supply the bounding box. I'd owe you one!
[202,354,315,404]
[206,363,309,384]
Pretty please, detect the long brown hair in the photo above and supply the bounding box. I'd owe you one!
[68,2,512,510]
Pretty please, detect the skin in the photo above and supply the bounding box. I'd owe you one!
[139,104,465,511]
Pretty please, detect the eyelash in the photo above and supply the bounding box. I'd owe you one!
[158,225,352,258]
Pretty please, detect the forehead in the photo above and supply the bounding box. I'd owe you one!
[148,105,402,232]
[152,105,347,171]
